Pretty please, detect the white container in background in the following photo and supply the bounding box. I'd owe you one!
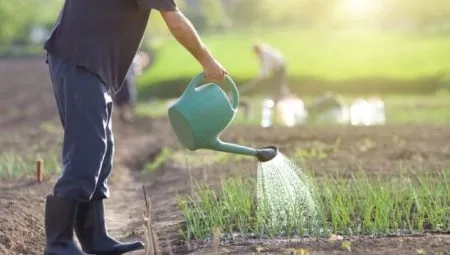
[261,98,275,128]
[367,97,386,125]
[350,98,370,125]
[276,97,308,127]
[350,97,386,126]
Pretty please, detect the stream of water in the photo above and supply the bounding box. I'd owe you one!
[257,152,318,230]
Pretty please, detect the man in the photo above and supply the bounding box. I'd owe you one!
[43,0,227,254]
[114,51,150,123]
[238,43,290,125]
[241,43,290,104]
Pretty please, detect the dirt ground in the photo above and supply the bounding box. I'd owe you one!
[0,58,449,255]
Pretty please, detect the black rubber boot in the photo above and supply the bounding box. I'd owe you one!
[43,195,88,255]
[75,199,145,255]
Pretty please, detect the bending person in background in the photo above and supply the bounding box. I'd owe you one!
[114,51,150,123]
[241,42,290,105]
[240,43,290,125]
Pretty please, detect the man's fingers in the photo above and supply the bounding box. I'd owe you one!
[205,76,224,84]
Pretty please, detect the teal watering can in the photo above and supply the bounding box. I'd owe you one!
[168,73,278,162]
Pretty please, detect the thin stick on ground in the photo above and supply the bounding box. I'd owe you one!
[36,159,43,183]
[143,185,159,255]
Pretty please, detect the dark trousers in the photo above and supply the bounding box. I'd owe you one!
[47,53,114,202]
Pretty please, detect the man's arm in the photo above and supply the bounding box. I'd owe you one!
[160,11,210,65]
[159,10,226,82]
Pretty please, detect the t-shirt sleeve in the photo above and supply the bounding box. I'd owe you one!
[136,0,177,11]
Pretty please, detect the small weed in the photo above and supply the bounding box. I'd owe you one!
[293,147,327,161]
[331,137,341,153]
[285,248,312,255]
[340,240,352,252]
[143,147,172,173]
[40,121,61,134]
[135,100,169,118]
[355,137,376,152]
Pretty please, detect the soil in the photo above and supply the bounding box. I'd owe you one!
[0,58,449,255]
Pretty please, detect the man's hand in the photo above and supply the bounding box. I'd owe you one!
[201,55,227,83]
[160,10,227,83]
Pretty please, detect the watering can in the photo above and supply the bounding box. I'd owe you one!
[168,73,278,162]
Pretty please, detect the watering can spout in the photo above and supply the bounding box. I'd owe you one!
[210,140,258,156]
[255,145,279,162]
[210,140,278,162]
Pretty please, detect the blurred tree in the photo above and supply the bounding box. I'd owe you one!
[180,0,231,32]
[2,0,450,54]
[0,2,29,43]
[285,0,337,27]
[201,0,232,31]
[227,0,274,27]
[0,0,63,45]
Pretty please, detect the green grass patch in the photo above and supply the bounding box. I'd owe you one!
[176,169,450,242]
[0,44,46,57]
[143,147,173,173]
[0,151,60,180]
[138,28,450,97]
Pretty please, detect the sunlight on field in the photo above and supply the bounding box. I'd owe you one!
[335,0,385,20]
[345,0,373,16]
[138,28,450,92]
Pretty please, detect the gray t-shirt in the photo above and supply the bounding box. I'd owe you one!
[44,0,176,93]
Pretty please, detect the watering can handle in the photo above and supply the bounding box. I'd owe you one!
[187,73,240,110]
